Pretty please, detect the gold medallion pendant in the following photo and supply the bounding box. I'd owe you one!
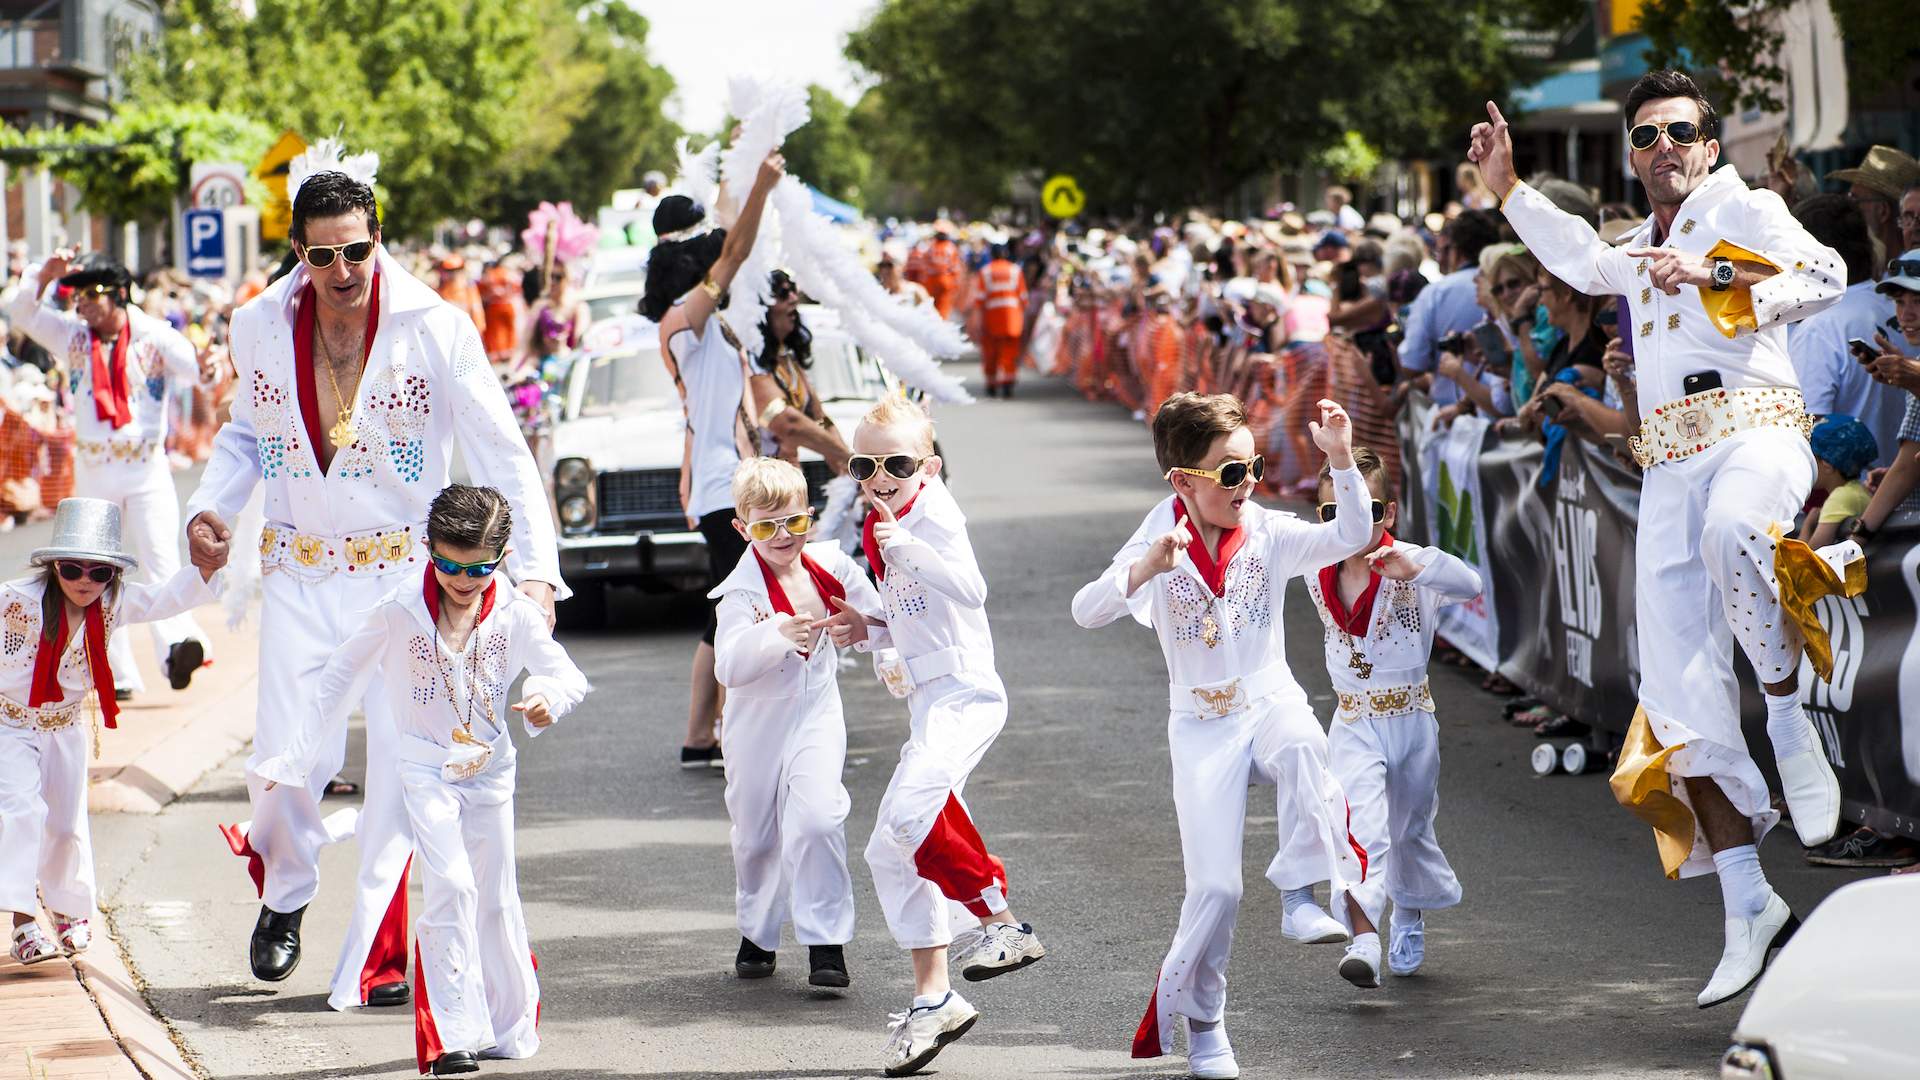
[1200,612,1221,649]
[329,414,357,449]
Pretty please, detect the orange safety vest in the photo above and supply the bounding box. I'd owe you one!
[976,259,1027,338]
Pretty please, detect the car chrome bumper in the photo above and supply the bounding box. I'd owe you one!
[1721,1043,1778,1080]
[558,529,708,582]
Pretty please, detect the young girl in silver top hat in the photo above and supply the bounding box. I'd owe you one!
[2,497,220,964]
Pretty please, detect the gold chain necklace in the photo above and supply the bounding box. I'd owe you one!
[431,614,496,745]
[314,318,364,449]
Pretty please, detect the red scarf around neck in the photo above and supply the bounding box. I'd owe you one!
[755,548,848,656]
[293,270,383,460]
[90,324,132,429]
[1172,498,1247,598]
[30,588,117,728]
[423,563,498,628]
[861,492,920,580]
[1317,530,1394,636]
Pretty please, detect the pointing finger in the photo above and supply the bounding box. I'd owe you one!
[872,497,896,523]
[1486,100,1507,128]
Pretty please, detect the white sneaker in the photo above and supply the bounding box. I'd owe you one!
[1387,910,1424,976]
[882,991,979,1077]
[1697,892,1798,1009]
[1280,901,1349,944]
[1776,732,1841,846]
[953,922,1046,982]
[1186,1021,1240,1079]
[1339,932,1383,989]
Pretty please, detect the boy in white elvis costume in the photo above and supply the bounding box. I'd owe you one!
[1471,70,1847,1008]
[255,485,587,1077]
[811,397,1045,1078]
[710,456,881,989]
[185,154,563,1006]
[1295,447,1481,982]
[1071,392,1376,1080]
[9,253,215,696]
[4,498,219,966]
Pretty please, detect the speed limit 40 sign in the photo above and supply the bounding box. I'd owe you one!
[190,162,248,210]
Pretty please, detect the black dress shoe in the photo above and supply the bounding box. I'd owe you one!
[808,944,850,987]
[735,936,776,978]
[431,1050,480,1075]
[679,744,718,770]
[249,904,305,982]
[165,639,205,691]
[365,980,411,1006]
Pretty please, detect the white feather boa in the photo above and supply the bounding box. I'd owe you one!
[672,136,721,212]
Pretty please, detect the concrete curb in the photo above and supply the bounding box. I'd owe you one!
[76,906,204,1080]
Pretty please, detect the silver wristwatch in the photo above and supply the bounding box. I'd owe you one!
[1709,257,1735,292]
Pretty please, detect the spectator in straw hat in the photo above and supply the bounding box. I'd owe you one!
[1829,145,1920,268]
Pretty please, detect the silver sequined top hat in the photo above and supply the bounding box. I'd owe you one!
[30,498,138,571]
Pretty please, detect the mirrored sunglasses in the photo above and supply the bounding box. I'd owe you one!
[744,513,815,542]
[429,551,504,578]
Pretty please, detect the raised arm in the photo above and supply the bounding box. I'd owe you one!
[116,562,220,625]
[7,260,86,356]
[1469,102,1636,298]
[1071,517,1159,629]
[1408,546,1484,604]
[683,150,786,338]
[875,502,988,608]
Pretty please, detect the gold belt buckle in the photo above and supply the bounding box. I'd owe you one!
[380,530,413,561]
[1675,407,1710,441]
[1192,678,1245,718]
[345,536,379,567]
[293,534,325,567]
[259,527,278,558]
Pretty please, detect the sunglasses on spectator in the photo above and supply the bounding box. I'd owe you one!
[57,561,117,583]
[743,513,815,542]
[1490,279,1527,297]
[1888,259,1920,280]
[1628,121,1704,151]
[1165,455,1265,489]
[1317,500,1387,523]
[429,550,504,578]
[299,240,377,269]
[1900,213,1920,229]
[848,454,927,482]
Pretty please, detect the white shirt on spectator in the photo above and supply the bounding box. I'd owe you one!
[1336,204,1366,232]
[1787,281,1909,467]
[1398,266,1486,406]
[1501,166,1843,417]
[669,303,750,520]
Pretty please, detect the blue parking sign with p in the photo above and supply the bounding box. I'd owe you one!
[185,208,225,278]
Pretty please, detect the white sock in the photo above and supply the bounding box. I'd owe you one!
[1712,845,1769,920]
[1282,886,1317,915]
[1351,930,1380,951]
[1189,1022,1228,1056]
[912,992,947,1010]
[1765,691,1813,758]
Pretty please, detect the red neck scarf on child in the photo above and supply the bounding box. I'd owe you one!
[1172,498,1247,598]
[423,563,498,628]
[1317,531,1394,636]
[861,493,920,580]
[755,547,847,617]
[29,588,117,728]
[90,325,133,429]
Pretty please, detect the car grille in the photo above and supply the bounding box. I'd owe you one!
[592,461,835,531]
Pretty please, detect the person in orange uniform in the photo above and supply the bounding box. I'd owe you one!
[435,255,486,334]
[919,225,964,320]
[478,260,523,368]
[973,244,1027,398]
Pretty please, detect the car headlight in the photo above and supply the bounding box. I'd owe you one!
[559,495,593,528]
[555,458,593,493]
[1720,1044,1776,1080]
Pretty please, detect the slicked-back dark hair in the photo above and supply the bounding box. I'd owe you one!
[1792,193,1873,285]
[428,484,512,555]
[1623,69,1718,138]
[291,171,379,247]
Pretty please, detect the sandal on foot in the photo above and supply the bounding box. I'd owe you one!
[10,922,59,965]
[52,914,91,955]
[323,774,360,797]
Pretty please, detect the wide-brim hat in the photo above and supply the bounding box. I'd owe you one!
[30,497,137,571]
[1830,145,1920,202]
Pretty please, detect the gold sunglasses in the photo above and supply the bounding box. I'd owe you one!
[299,240,377,269]
[1164,454,1265,489]
[744,512,815,542]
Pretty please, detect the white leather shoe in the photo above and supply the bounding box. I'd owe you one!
[1187,1022,1240,1079]
[1339,933,1383,989]
[1697,892,1798,1009]
[1281,902,1349,944]
[1776,730,1841,846]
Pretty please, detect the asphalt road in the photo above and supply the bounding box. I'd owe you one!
[94,374,1873,1080]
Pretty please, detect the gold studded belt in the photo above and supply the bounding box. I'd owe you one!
[1171,663,1293,719]
[1628,386,1815,469]
[76,438,160,467]
[1336,678,1434,723]
[260,520,424,578]
[0,694,80,732]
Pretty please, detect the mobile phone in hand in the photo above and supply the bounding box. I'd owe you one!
[1850,338,1877,364]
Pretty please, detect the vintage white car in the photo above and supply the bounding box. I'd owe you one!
[549,306,893,626]
[1720,873,1920,1080]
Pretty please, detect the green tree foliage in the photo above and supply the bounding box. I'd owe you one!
[845,0,1584,216]
[0,104,272,223]
[123,0,678,239]
[1635,0,1913,116]
[782,85,872,208]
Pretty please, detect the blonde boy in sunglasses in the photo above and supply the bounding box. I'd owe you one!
[708,456,883,990]
[1072,391,1376,1080]
[1294,446,1481,988]
[811,396,1045,1077]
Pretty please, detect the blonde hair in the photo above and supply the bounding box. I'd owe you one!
[857,394,936,455]
[732,456,810,519]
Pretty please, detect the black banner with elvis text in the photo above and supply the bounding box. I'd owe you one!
[1398,401,1920,841]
